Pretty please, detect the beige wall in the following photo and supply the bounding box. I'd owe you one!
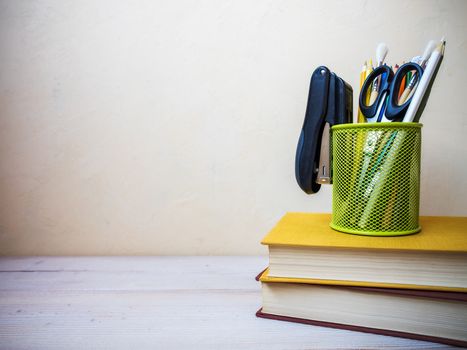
[1,0,466,255]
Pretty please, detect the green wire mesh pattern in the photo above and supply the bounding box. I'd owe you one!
[330,123,422,236]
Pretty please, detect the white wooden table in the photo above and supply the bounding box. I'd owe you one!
[0,257,456,349]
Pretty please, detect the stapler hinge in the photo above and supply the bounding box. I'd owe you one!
[316,122,331,184]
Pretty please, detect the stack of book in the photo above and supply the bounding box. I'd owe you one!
[256,213,467,347]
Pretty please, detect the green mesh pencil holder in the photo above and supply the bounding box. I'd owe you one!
[330,122,422,236]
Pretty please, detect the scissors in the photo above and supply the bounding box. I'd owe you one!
[359,62,424,123]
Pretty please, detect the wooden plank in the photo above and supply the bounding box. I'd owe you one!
[0,257,454,349]
[0,256,266,291]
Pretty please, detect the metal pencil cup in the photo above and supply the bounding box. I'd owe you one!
[330,122,422,236]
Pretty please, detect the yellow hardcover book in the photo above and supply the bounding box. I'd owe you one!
[261,213,467,291]
[259,268,466,292]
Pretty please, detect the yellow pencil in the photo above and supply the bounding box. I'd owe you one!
[357,61,367,123]
[365,59,373,106]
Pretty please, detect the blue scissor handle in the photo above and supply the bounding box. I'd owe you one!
[359,65,394,120]
[385,62,424,121]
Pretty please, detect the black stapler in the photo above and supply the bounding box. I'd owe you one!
[295,66,353,194]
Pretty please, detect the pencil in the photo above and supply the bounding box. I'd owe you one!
[358,61,367,123]
[406,71,412,88]
[403,40,445,122]
[398,75,406,100]
[365,59,373,105]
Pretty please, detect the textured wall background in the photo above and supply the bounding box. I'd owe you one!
[1,0,466,255]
